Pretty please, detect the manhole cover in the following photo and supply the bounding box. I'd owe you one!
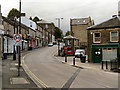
[10,77,30,84]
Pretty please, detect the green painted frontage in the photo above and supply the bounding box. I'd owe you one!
[92,44,119,63]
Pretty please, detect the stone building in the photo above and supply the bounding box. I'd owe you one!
[87,16,120,63]
[0,5,4,59]
[70,17,94,49]
[36,24,43,48]
[37,20,55,45]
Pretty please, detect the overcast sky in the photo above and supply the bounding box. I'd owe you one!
[0,0,120,34]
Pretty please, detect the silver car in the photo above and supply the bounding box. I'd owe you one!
[75,49,85,58]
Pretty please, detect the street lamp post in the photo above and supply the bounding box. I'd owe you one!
[13,17,17,60]
[56,18,63,56]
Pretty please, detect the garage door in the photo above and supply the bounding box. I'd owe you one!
[102,48,117,61]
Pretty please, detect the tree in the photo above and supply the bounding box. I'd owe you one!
[7,8,20,19]
[54,27,63,39]
[65,31,70,36]
[33,16,40,22]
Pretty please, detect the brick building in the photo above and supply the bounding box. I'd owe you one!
[70,17,94,49]
[87,16,120,63]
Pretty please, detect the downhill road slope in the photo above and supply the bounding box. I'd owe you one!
[24,45,118,88]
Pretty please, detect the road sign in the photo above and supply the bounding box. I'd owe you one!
[14,34,22,46]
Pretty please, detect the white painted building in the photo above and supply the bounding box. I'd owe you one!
[20,16,37,49]
[21,16,36,31]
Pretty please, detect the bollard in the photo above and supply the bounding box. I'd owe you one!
[73,58,75,66]
[110,61,112,70]
[106,61,108,69]
[101,61,104,70]
[65,55,67,62]
[13,45,16,60]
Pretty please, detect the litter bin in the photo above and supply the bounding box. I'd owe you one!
[80,56,86,63]
[4,53,7,59]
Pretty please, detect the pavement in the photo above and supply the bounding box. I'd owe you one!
[55,55,119,73]
[2,50,39,90]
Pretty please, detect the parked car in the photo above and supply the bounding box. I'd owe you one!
[75,49,85,58]
[48,43,53,47]
[53,41,57,45]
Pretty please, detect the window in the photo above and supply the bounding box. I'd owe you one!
[93,32,101,43]
[45,24,48,29]
[110,32,118,42]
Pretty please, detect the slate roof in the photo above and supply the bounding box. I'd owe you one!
[70,18,89,25]
[87,16,120,30]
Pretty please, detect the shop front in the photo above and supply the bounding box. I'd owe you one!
[4,36,14,54]
[92,44,119,63]
[29,37,36,50]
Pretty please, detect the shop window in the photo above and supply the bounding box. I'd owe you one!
[108,48,112,51]
[93,32,101,43]
[110,32,118,42]
[103,48,107,50]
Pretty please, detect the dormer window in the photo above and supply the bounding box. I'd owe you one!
[110,31,118,42]
[93,32,101,43]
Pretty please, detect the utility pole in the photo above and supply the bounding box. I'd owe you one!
[18,0,21,76]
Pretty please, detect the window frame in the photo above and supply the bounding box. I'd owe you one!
[93,32,101,43]
[110,31,119,42]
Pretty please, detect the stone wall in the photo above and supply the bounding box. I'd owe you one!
[87,28,120,62]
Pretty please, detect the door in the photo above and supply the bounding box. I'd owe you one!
[4,36,7,53]
[8,38,14,53]
[92,48,102,63]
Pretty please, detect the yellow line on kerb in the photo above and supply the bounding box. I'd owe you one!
[22,56,48,88]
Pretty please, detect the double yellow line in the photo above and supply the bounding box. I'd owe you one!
[22,55,48,88]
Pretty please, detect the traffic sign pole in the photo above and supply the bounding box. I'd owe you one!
[18,48,20,76]
[13,19,16,61]
[18,0,21,76]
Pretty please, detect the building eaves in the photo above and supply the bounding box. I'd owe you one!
[87,16,120,30]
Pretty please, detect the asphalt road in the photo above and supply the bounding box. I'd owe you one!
[24,45,118,88]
